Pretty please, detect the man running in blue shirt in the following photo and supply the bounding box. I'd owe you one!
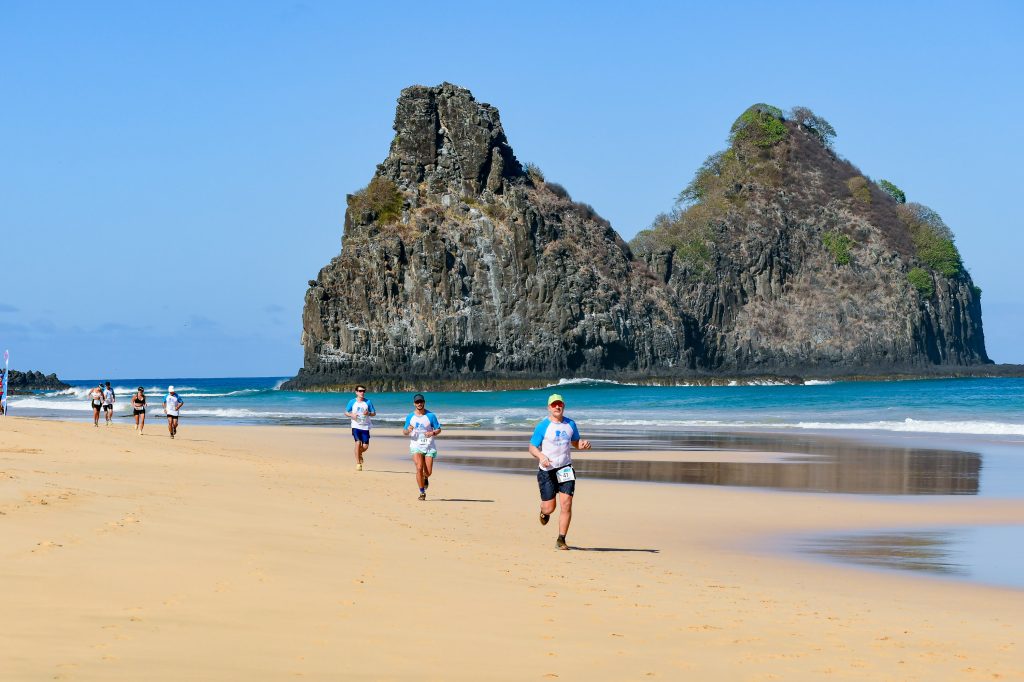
[345,385,376,471]
[529,393,591,550]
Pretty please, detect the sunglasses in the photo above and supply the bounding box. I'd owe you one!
[356,389,366,392]
[414,400,425,405]
[550,402,565,408]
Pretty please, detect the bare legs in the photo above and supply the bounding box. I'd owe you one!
[540,492,573,538]
[413,452,426,489]
[167,416,178,438]
[354,438,369,468]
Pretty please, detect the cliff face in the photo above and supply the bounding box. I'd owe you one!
[284,87,988,390]
[631,106,988,373]
[287,84,686,390]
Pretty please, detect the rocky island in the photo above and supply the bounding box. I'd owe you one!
[283,84,988,391]
[3,370,70,393]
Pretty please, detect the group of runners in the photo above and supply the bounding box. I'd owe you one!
[347,385,591,550]
[86,384,185,438]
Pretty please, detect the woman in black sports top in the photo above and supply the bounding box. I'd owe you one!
[132,387,147,435]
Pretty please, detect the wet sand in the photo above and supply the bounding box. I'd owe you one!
[2,417,1023,680]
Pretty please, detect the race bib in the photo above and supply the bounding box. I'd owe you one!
[555,466,575,483]
[416,433,430,447]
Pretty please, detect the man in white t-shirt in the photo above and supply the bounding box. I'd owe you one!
[529,393,591,550]
[345,385,376,471]
[164,386,184,439]
[102,382,115,426]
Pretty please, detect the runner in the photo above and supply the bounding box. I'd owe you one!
[528,393,591,550]
[164,386,184,439]
[345,385,376,470]
[88,383,104,426]
[102,381,115,426]
[131,386,147,435]
[402,393,442,500]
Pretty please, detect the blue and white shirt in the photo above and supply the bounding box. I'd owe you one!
[530,417,581,471]
[346,398,376,430]
[404,410,442,452]
[164,393,183,416]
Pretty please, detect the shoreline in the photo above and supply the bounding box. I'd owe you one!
[282,366,1024,392]
[2,416,1023,679]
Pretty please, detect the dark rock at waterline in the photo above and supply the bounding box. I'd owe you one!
[3,370,71,393]
[283,84,990,391]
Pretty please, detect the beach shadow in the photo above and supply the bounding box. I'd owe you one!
[364,469,409,475]
[430,498,495,503]
[571,547,660,553]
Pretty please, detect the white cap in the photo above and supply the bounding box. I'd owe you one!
[168,385,175,392]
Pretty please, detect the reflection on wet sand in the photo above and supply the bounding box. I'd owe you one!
[795,531,967,575]
[793,526,1024,589]
[443,431,981,495]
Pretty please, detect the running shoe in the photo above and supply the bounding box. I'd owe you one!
[539,512,550,525]
[556,536,569,550]
[418,492,426,501]
[356,463,363,471]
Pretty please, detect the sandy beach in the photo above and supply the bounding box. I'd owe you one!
[2,417,1022,680]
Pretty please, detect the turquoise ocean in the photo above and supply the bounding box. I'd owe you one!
[11,375,1024,436]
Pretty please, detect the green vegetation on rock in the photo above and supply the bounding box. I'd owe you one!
[632,210,714,279]
[730,104,788,148]
[822,231,853,265]
[348,177,403,225]
[878,179,906,204]
[898,203,962,276]
[847,176,871,204]
[907,268,934,297]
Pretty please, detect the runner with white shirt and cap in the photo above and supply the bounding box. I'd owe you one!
[529,393,591,550]
[164,386,184,439]
[402,393,442,500]
[345,385,376,471]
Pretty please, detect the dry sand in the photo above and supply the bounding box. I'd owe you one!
[1,417,1022,680]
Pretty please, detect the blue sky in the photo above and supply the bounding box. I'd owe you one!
[2,1,1022,379]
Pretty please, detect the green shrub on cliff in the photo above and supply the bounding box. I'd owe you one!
[847,176,871,204]
[632,210,714,279]
[678,150,740,206]
[907,268,934,297]
[730,104,788,148]
[348,177,403,225]
[897,203,962,276]
[878,179,906,204]
[822,231,853,265]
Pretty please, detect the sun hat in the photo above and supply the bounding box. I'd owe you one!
[547,393,564,405]
[168,385,175,392]
[413,393,425,403]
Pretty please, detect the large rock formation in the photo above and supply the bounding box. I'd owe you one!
[631,104,988,373]
[4,370,70,393]
[284,86,988,390]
